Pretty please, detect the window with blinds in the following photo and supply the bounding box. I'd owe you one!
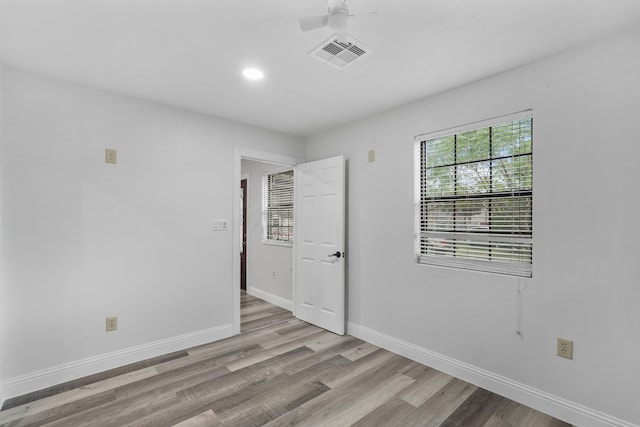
[416,111,533,277]
[263,169,294,244]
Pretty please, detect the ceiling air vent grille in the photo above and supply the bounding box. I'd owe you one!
[310,34,370,69]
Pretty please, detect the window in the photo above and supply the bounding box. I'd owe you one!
[263,169,294,244]
[416,111,533,277]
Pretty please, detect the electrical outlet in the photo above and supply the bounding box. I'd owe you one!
[272,270,276,279]
[557,338,573,359]
[368,149,376,163]
[105,148,117,164]
[106,316,118,332]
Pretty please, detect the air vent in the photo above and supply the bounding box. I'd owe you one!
[310,34,370,69]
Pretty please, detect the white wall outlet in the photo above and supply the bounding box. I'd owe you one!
[106,316,118,332]
[105,148,117,164]
[272,270,276,279]
[557,337,573,359]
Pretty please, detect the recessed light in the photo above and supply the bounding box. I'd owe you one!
[242,68,264,81]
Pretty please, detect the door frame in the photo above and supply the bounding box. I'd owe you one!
[232,148,303,335]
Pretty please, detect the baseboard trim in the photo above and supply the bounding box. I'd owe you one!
[2,323,233,402]
[347,322,636,427]
[247,287,293,311]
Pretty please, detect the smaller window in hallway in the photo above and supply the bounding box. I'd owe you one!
[263,168,294,245]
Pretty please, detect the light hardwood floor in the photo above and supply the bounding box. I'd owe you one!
[0,293,570,426]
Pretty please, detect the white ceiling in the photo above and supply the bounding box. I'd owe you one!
[2,0,640,137]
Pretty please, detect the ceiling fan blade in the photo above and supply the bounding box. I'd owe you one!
[299,15,329,32]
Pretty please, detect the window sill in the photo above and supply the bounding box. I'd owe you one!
[262,240,293,248]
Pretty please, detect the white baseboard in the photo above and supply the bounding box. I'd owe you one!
[2,324,233,402]
[347,322,637,427]
[247,286,293,311]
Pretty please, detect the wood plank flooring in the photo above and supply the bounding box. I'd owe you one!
[0,293,570,426]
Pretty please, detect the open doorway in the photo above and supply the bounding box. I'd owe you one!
[240,160,294,310]
[232,148,302,335]
[233,149,347,336]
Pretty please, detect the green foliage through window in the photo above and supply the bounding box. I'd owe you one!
[417,113,533,277]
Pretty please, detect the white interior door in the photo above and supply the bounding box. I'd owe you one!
[294,155,345,335]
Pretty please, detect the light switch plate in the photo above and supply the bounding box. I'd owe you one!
[212,219,229,231]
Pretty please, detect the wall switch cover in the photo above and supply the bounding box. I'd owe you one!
[212,219,229,231]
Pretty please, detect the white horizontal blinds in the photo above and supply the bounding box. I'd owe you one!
[419,113,533,277]
[263,169,294,243]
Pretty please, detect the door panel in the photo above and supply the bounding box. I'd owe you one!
[295,156,345,335]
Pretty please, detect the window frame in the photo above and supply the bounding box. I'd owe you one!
[414,110,533,277]
[262,167,295,247]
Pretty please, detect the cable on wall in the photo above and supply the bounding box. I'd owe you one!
[516,277,528,339]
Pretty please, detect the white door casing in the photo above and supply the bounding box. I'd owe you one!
[294,155,345,335]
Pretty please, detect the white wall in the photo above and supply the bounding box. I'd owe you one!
[241,160,293,309]
[306,27,640,426]
[0,66,303,399]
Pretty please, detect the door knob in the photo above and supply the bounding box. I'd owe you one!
[328,251,342,258]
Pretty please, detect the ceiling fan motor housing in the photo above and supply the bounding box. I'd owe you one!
[328,8,349,33]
